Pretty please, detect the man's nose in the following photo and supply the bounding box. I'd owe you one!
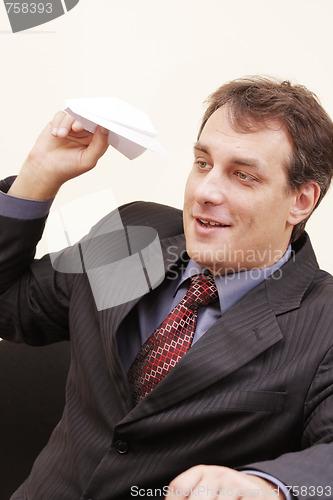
[194,170,226,205]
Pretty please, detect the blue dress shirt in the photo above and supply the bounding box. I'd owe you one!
[0,178,52,219]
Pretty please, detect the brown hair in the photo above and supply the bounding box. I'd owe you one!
[199,76,333,241]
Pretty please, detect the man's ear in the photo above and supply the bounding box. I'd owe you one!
[287,182,321,226]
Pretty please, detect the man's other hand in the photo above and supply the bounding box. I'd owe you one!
[166,465,285,499]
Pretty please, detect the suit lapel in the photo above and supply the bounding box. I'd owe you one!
[100,233,187,336]
[265,233,318,314]
[97,233,187,415]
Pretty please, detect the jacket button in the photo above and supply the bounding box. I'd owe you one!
[115,440,129,454]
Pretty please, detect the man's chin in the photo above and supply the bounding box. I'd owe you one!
[186,247,246,275]
[186,252,226,275]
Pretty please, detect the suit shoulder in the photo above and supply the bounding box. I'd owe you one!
[301,270,333,334]
[118,201,184,238]
[310,268,333,304]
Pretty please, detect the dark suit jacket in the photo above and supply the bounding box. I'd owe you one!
[0,201,333,500]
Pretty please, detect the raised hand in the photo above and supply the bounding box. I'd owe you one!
[9,111,110,200]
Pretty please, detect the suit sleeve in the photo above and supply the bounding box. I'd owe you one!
[244,344,333,499]
[0,211,73,345]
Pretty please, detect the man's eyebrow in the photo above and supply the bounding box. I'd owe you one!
[194,142,264,171]
[231,157,263,170]
[193,141,210,154]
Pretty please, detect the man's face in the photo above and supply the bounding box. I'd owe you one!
[183,106,296,274]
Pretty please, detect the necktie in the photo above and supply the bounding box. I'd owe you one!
[128,274,218,404]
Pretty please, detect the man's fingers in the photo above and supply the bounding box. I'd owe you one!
[167,465,203,498]
[50,111,67,136]
[47,112,109,169]
[50,111,78,138]
[72,120,85,132]
[167,466,285,500]
[50,110,66,128]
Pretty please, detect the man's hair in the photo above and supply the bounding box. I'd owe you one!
[198,76,333,241]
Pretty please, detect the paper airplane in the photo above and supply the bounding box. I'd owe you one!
[65,97,169,160]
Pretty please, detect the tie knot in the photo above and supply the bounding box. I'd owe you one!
[182,274,218,310]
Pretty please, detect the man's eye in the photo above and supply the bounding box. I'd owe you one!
[236,171,252,181]
[196,160,210,170]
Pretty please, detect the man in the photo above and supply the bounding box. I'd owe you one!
[0,76,333,500]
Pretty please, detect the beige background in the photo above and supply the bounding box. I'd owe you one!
[0,0,332,272]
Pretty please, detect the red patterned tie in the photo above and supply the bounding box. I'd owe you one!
[128,274,218,404]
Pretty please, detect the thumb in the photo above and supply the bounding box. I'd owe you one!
[81,126,110,169]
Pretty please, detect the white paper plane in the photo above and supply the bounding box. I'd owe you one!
[65,97,169,160]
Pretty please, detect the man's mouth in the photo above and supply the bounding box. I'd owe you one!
[197,218,231,228]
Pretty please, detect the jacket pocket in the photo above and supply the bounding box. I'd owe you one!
[208,390,287,412]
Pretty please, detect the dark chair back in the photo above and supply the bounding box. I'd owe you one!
[0,340,70,499]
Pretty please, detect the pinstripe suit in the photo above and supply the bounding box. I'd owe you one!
[1,201,333,500]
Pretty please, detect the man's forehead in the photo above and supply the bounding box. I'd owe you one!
[204,104,286,136]
[198,106,293,158]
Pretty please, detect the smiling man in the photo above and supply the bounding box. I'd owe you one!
[1,77,333,500]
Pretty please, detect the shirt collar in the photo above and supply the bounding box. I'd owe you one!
[177,245,292,315]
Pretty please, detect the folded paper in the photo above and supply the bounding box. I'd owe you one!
[65,97,168,160]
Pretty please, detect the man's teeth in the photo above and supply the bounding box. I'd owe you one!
[198,219,228,227]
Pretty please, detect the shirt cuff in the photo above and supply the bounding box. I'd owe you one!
[242,470,292,499]
[0,177,52,220]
